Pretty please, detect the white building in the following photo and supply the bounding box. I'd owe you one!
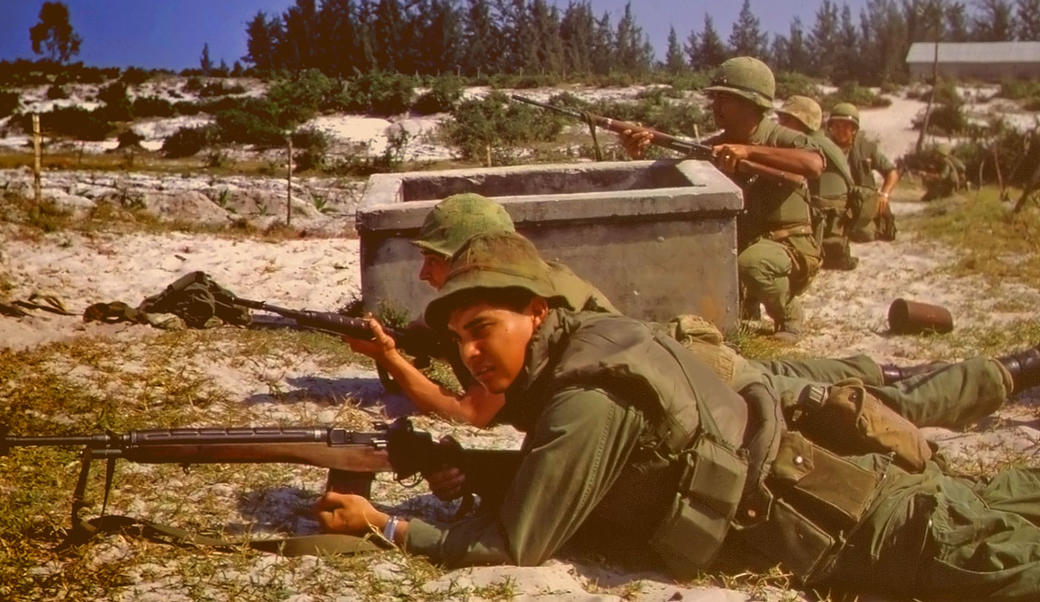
[906,41,1040,80]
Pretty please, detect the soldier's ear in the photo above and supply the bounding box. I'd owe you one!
[528,297,549,329]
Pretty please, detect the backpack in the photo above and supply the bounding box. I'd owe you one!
[137,271,252,328]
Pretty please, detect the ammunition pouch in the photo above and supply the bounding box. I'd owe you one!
[649,433,748,579]
[731,431,884,583]
[792,382,933,472]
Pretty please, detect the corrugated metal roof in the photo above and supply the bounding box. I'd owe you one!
[906,42,1040,64]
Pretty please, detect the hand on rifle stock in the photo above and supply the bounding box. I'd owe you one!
[619,126,654,159]
[343,316,399,362]
[314,491,382,535]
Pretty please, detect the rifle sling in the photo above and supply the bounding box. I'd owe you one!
[70,510,386,556]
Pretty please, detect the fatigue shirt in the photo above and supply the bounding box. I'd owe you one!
[446,263,620,390]
[809,130,853,202]
[706,117,820,247]
[846,132,895,189]
[405,309,748,567]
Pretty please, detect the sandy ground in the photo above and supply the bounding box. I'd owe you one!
[2,81,1040,601]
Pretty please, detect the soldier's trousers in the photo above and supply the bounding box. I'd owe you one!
[829,460,1040,600]
[738,235,819,334]
[753,355,1008,429]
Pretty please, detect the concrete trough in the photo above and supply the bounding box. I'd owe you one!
[356,159,743,331]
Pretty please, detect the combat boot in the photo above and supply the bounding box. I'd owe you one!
[880,361,952,385]
[997,343,1040,395]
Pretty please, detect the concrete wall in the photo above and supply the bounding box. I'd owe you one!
[357,159,743,331]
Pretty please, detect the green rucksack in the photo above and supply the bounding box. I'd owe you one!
[137,271,252,328]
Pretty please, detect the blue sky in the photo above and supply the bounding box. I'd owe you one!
[0,1,869,71]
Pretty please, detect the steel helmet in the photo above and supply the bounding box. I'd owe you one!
[777,95,823,132]
[827,102,860,127]
[424,232,560,329]
[412,193,516,258]
[703,56,776,110]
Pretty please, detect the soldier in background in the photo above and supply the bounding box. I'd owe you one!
[920,143,966,202]
[826,102,900,241]
[623,57,825,344]
[776,96,859,270]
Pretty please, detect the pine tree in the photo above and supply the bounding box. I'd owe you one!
[728,0,767,57]
[244,11,280,71]
[832,3,860,83]
[280,0,321,71]
[858,0,907,85]
[691,13,728,70]
[560,1,596,75]
[945,1,971,42]
[199,43,213,74]
[371,0,405,71]
[776,17,811,73]
[590,10,614,74]
[462,0,501,76]
[973,0,1014,41]
[29,1,82,64]
[416,0,464,74]
[808,0,840,79]
[664,26,686,72]
[1014,0,1040,39]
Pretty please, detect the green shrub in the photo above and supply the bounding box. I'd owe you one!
[120,67,152,85]
[822,84,892,110]
[98,81,133,121]
[132,96,175,118]
[45,84,68,100]
[997,79,1040,100]
[117,130,143,148]
[342,72,415,115]
[20,107,111,140]
[912,78,962,107]
[0,90,19,117]
[911,103,967,135]
[291,126,330,172]
[775,71,821,100]
[162,125,218,157]
[173,101,201,115]
[215,99,285,146]
[199,80,246,97]
[266,70,330,126]
[412,76,464,115]
[183,77,204,93]
[443,91,562,163]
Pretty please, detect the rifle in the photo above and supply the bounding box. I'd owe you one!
[511,94,806,187]
[234,297,442,362]
[1,418,521,533]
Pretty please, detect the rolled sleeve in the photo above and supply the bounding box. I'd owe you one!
[404,386,645,567]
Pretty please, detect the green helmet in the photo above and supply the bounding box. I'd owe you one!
[936,143,952,156]
[703,56,776,110]
[827,102,860,127]
[424,232,557,329]
[412,193,516,257]
[776,95,822,132]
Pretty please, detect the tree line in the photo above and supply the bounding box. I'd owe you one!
[244,0,1040,85]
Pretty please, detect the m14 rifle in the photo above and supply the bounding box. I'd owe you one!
[235,297,442,362]
[1,418,520,532]
[511,94,806,187]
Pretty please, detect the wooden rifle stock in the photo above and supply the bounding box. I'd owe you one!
[511,94,806,187]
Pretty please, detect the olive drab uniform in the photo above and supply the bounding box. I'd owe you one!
[922,149,966,202]
[415,231,1040,599]
[807,129,858,270]
[669,315,1012,430]
[707,116,822,335]
[846,132,897,241]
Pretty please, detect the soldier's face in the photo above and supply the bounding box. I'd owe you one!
[419,251,452,289]
[827,120,857,147]
[447,298,547,393]
[777,113,805,132]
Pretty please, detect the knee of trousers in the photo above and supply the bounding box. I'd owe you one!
[739,243,793,294]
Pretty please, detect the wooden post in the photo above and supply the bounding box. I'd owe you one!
[32,113,42,204]
[286,136,293,227]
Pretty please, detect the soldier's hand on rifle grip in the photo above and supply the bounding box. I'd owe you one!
[344,315,398,362]
[314,491,380,534]
[620,127,653,159]
[425,463,466,501]
[712,143,749,174]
